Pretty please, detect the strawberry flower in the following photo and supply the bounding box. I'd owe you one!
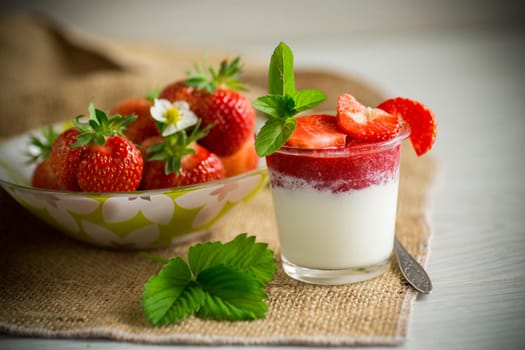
[150,99,198,136]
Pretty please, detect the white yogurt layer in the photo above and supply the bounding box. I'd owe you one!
[271,178,399,270]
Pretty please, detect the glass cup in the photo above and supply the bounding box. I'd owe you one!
[266,125,410,285]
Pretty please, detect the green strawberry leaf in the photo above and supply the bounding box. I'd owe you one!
[255,117,297,157]
[196,265,268,320]
[189,233,276,285]
[142,257,205,325]
[141,234,276,325]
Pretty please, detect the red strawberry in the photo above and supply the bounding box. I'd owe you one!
[76,136,143,192]
[26,126,60,190]
[220,134,259,177]
[50,103,143,192]
[159,81,204,114]
[31,159,59,190]
[110,96,160,144]
[377,97,437,156]
[141,142,225,189]
[285,114,347,149]
[49,128,86,191]
[336,93,400,142]
[184,57,256,157]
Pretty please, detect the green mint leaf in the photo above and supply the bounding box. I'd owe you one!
[254,42,328,156]
[142,257,205,325]
[188,233,276,285]
[253,95,297,119]
[292,89,328,114]
[255,117,297,157]
[196,265,268,320]
[268,42,295,95]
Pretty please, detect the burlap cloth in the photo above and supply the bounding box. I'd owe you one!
[0,13,436,346]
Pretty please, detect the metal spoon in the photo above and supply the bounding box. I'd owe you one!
[394,238,433,294]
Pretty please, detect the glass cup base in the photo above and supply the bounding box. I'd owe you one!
[281,255,391,285]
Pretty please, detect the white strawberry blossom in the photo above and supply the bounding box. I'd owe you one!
[150,98,198,136]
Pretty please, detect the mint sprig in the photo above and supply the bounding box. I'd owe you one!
[253,42,327,156]
[142,233,276,325]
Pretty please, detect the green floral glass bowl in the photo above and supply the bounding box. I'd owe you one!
[0,125,268,249]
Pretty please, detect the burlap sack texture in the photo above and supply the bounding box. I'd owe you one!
[0,13,436,346]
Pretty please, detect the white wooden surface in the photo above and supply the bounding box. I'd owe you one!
[1,1,525,349]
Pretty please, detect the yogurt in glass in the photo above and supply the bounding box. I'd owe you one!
[266,123,410,285]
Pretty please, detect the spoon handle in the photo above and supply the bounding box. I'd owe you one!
[394,238,433,294]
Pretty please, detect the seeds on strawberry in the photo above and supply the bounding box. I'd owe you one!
[77,136,143,192]
[285,114,347,149]
[198,88,256,156]
[336,93,400,142]
[182,57,256,157]
[377,97,437,156]
[62,103,144,192]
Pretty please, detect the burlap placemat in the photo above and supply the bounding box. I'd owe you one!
[0,13,436,346]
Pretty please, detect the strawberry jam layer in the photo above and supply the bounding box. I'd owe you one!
[266,140,403,193]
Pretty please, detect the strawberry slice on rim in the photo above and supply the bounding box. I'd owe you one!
[285,114,347,149]
[377,97,437,156]
[336,93,400,142]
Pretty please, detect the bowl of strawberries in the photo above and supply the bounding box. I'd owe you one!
[0,58,267,249]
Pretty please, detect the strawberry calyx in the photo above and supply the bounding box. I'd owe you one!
[146,119,214,175]
[25,125,60,164]
[72,102,136,147]
[185,56,246,93]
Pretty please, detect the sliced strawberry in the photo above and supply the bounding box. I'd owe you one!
[377,97,436,156]
[285,114,347,149]
[336,93,400,142]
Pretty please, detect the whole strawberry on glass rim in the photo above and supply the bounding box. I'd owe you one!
[254,42,437,285]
